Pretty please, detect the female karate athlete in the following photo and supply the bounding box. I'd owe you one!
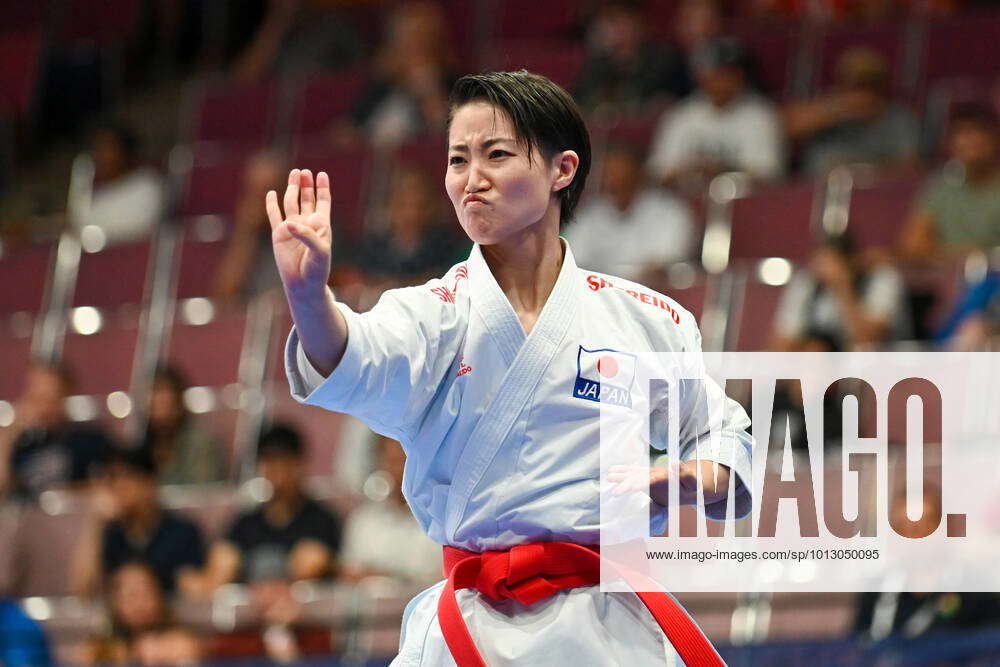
[267,70,753,666]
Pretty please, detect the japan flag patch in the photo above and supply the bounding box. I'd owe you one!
[573,346,636,407]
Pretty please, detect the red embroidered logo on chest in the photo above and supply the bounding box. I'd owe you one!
[456,357,473,377]
[431,286,455,303]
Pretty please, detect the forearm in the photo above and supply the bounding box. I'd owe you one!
[69,517,104,596]
[287,285,348,378]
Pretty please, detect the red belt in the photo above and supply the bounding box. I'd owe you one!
[438,542,725,666]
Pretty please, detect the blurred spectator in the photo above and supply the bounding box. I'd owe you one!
[647,36,784,193]
[752,0,958,23]
[900,106,1000,260]
[0,598,52,667]
[0,362,113,501]
[772,233,907,351]
[566,141,695,282]
[186,425,342,596]
[78,561,201,666]
[140,367,226,486]
[786,48,919,177]
[213,151,286,302]
[72,122,166,247]
[854,485,1000,640]
[350,165,465,289]
[340,436,441,587]
[70,448,206,597]
[230,0,363,82]
[574,1,690,114]
[340,2,456,147]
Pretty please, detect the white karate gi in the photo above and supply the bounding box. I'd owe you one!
[286,241,753,666]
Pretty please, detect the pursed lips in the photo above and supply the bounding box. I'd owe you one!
[463,194,489,206]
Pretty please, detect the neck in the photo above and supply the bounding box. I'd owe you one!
[265,491,303,524]
[125,504,160,535]
[481,216,564,320]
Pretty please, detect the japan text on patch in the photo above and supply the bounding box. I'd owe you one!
[573,346,636,407]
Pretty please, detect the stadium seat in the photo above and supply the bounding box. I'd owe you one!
[61,0,139,46]
[178,144,255,218]
[290,139,373,242]
[729,180,820,264]
[72,240,153,308]
[765,592,856,639]
[731,19,801,100]
[61,311,140,398]
[0,334,35,401]
[166,310,247,388]
[189,80,277,147]
[0,240,53,316]
[0,31,44,118]
[174,231,230,300]
[484,40,586,90]
[494,0,581,41]
[9,504,88,597]
[730,273,786,351]
[846,175,923,250]
[291,67,368,138]
[919,10,1000,99]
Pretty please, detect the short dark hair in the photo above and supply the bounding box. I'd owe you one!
[448,70,592,224]
[257,423,304,459]
[106,446,158,478]
[949,104,1000,135]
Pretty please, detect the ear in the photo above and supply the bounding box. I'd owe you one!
[551,150,580,193]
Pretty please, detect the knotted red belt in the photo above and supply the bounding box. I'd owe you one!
[437,542,725,666]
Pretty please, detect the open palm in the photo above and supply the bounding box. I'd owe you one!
[266,169,333,294]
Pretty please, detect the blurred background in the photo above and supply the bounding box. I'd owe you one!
[2,0,1000,664]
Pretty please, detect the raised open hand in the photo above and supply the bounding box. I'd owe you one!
[266,169,332,296]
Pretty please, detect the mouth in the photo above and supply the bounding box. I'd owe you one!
[463,195,488,207]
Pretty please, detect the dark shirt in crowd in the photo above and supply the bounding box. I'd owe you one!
[854,591,1000,638]
[102,512,206,593]
[9,426,113,500]
[575,41,691,112]
[226,497,342,582]
[357,230,467,281]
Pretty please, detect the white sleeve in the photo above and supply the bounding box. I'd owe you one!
[740,105,784,180]
[774,272,813,339]
[646,109,689,180]
[862,267,904,325]
[284,285,464,441]
[649,314,754,521]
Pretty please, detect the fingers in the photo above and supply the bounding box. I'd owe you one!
[315,171,331,219]
[285,221,326,256]
[300,169,315,216]
[265,190,283,230]
[283,169,301,218]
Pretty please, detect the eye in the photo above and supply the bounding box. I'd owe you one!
[449,155,466,166]
[489,149,511,159]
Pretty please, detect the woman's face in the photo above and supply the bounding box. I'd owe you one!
[446,102,564,246]
[111,564,164,632]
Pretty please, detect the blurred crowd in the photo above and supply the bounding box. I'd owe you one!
[3,0,1000,663]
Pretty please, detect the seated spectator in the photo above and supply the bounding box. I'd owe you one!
[647,36,784,194]
[140,366,225,486]
[73,121,166,247]
[230,0,362,82]
[900,105,1000,261]
[673,0,725,90]
[772,233,907,351]
[340,436,441,587]
[0,362,114,500]
[213,150,286,302]
[338,2,456,147]
[78,561,201,666]
[186,425,342,596]
[566,141,695,282]
[70,448,206,596]
[853,484,1000,640]
[786,48,919,177]
[347,164,466,293]
[574,1,690,114]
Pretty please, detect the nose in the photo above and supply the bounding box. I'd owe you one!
[465,160,489,194]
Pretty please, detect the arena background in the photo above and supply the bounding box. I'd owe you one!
[2,0,1000,664]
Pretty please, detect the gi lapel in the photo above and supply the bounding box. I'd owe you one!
[445,240,580,539]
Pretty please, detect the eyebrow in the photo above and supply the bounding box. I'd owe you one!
[448,137,515,153]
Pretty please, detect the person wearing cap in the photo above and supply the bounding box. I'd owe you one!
[646,35,784,193]
[785,47,919,177]
[70,447,207,597]
[183,425,342,597]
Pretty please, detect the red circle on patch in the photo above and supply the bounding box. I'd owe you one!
[598,355,618,378]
